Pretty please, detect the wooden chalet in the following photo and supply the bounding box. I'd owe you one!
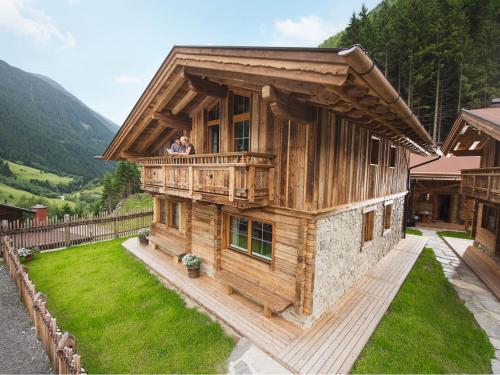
[410,155,479,229]
[442,100,500,258]
[104,45,437,322]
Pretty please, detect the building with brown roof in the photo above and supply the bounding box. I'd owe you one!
[442,99,500,257]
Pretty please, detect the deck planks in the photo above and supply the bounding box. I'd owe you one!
[123,234,428,374]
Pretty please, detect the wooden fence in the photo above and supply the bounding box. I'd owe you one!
[1,236,85,374]
[0,209,153,251]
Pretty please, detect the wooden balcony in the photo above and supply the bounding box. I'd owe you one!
[138,152,275,208]
[461,167,500,204]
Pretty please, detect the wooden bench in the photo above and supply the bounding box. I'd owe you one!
[215,270,292,318]
[148,235,187,263]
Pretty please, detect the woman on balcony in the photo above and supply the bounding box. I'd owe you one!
[179,136,196,155]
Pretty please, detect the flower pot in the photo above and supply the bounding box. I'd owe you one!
[139,237,149,245]
[188,267,200,278]
[25,255,34,261]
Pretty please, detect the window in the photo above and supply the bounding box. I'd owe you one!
[389,145,397,168]
[207,103,220,153]
[233,95,250,151]
[362,210,375,243]
[159,199,167,224]
[383,204,392,231]
[229,215,273,262]
[481,205,497,233]
[370,136,380,166]
[170,201,180,229]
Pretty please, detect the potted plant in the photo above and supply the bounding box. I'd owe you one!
[182,254,202,278]
[138,228,150,245]
[18,247,39,261]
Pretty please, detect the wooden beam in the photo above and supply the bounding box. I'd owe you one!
[171,90,198,115]
[262,85,315,123]
[152,112,192,130]
[120,151,152,161]
[118,73,186,156]
[182,70,227,98]
[149,128,179,154]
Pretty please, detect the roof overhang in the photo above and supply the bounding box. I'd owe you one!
[103,45,438,160]
[442,108,500,156]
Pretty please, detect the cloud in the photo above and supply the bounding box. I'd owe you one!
[270,15,337,47]
[115,75,144,84]
[0,0,75,49]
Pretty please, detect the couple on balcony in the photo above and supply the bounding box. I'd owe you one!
[168,136,195,156]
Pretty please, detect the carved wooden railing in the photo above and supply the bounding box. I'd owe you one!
[138,152,275,207]
[461,167,500,203]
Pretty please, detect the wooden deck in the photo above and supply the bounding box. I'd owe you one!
[123,234,428,374]
[442,236,500,301]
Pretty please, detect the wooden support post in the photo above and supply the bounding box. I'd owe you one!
[113,214,118,239]
[268,167,275,202]
[188,166,194,196]
[228,166,235,202]
[263,305,272,318]
[248,166,255,203]
[225,285,233,295]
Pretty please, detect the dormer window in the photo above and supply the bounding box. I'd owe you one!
[207,103,220,153]
[233,95,250,152]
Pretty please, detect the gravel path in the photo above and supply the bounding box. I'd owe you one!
[0,261,51,374]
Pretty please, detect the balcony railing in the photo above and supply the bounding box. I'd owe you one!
[461,167,500,203]
[138,152,275,208]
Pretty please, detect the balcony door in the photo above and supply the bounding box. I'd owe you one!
[233,94,250,152]
[207,103,220,153]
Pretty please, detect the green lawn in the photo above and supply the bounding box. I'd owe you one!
[6,160,73,184]
[120,193,153,212]
[0,182,75,208]
[352,248,494,373]
[26,239,234,373]
[437,230,473,240]
[405,228,423,236]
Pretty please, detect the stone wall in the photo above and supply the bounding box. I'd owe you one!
[312,196,405,319]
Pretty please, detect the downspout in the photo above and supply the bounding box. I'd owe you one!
[403,154,442,237]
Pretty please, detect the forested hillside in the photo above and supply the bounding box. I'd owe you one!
[321,0,500,143]
[0,59,119,180]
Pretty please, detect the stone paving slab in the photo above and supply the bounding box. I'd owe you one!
[0,262,51,374]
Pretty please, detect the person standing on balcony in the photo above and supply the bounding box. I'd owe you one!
[180,136,196,155]
[168,137,185,155]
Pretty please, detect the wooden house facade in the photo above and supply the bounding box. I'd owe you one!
[104,46,437,322]
[442,101,500,258]
[409,155,479,230]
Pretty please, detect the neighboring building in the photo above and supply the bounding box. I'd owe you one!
[104,45,437,322]
[442,99,500,258]
[410,155,479,229]
[0,203,35,226]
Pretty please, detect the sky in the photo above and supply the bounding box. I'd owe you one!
[0,0,379,126]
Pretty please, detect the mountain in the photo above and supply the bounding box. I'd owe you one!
[0,60,119,180]
[321,0,500,144]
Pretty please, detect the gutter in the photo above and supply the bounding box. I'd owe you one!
[339,45,438,155]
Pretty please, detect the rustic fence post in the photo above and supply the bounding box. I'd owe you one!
[113,213,119,239]
[64,214,71,248]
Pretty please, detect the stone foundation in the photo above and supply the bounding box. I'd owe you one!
[312,196,405,319]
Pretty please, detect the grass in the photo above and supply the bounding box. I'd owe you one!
[405,228,423,236]
[6,160,73,184]
[437,230,473,240]
[0,182,75,207]
[26,239,234,373]
[120,193,153,212]
[352,247,494,373]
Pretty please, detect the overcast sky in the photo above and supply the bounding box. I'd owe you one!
[0,0,379,125]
